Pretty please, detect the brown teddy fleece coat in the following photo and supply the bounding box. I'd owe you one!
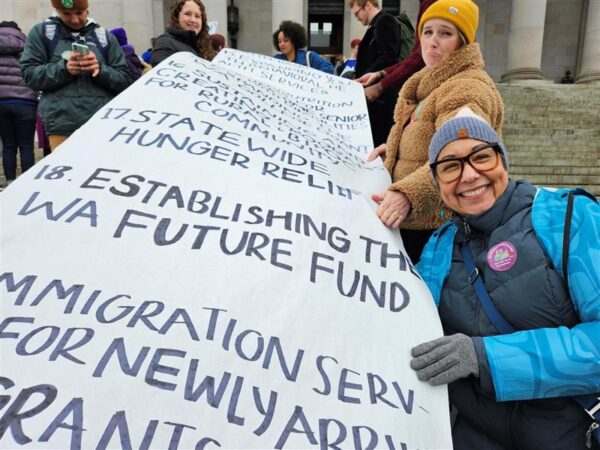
[384,43,504,230]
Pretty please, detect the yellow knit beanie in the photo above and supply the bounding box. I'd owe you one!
[418,0,479,44]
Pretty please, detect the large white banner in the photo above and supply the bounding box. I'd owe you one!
[0,50,452,450]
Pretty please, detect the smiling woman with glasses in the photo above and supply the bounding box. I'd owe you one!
[410,111,600,450]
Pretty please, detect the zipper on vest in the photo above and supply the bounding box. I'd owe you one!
[462,218,471,241]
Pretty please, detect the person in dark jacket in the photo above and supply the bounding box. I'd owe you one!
[20,0,131,150]
[151,0,215,67]
[110,27,143,80]
[349,0,401,147]
[560,69,575,84]
[272,21,334,74]
[357,0,435,103]
[412,109,600,449]
[0,21,37,185]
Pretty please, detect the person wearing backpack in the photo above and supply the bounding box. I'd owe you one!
[411,110,600,449]
[20,0,131,150]
[357,0,436,103]
[350,0,401,147]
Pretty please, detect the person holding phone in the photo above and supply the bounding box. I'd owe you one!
[21,0,131,150]
[68,42,100,77]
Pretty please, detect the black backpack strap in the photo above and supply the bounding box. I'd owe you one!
[560,188,600,448]
[42,20,61,58]
[42,20,110,62]
[561,190,575,292]
[562,188,598,291]
[460,242,516,334]
[91,26,111,61]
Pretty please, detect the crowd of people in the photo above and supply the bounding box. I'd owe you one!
[1,0,598,448]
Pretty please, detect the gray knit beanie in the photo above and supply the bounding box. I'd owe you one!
[429,114,509,168]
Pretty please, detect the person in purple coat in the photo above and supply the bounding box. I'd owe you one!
[0,21,38,186]
[110,27,144,80]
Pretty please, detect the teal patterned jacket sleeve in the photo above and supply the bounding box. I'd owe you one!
[483,188,600,401]
[416,221,456,307]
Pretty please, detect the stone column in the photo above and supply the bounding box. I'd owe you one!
[501,0,547,81]
[272,0,304,30]
[204,0,228,36]
[120,0,156,55]
[151,0,166,37]
[576,0,600,83]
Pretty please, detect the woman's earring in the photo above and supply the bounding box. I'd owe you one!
[439,208,445,219]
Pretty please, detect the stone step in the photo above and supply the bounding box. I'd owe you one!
[508,159,600,168]
[506,143,599,155]
[507,154,600,165]
[503,115,599,129]
[512,173,600,185]
[506,149,600,157]
[498,85,600,103]
[513,179,600,196]
[504,120,598,130]
[498,83,600,195]
[507,148,599,157]
[511,166,600,176]
[503,129,600,138]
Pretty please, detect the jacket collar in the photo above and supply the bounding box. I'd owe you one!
[167,28,198,48]
[49,15,97,34]
[469,179,516,233]
[368,9,385,27]
[451,179,538,242]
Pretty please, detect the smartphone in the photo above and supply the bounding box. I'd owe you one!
[72,42,90,55]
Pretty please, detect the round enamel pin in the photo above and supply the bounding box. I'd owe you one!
[487,241,517,271]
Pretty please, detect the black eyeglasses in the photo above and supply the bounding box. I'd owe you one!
[353,6,363,18]
[430,143,502,183]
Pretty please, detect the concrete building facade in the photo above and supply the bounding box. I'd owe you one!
[1,0,598,83]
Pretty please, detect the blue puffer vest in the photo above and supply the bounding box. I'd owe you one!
[418,180,599,449]
[441,180,579,336]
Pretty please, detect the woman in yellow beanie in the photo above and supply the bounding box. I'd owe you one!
[368,0,504,264]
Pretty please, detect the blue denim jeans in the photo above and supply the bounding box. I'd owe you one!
[0,103,37,181]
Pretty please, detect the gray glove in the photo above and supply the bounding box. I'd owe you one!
[410,333,479,386]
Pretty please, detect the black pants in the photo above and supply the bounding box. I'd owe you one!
[400,228,434,265]
[451,380,597,450]
[367,87,399,147]
[0,103,36,181]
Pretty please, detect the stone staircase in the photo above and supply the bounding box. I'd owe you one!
[497,84,600,196]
